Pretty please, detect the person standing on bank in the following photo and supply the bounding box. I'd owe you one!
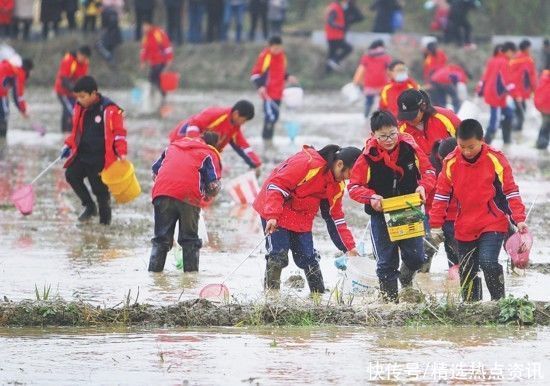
[61,76,127,225]
[253,145,361,294]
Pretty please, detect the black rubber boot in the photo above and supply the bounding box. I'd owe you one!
[0,121,7,138]
[148,245,169,272]
[483,265,505,300]
[419,237,438,273]
[182,247,200,272]
[264,252,288,290]
[78,202,97,222]
[304,263,325,294]
[379,279,398,303]
[536,120,550,150]
[98,197,112,225]
[399,262,416,288]
[501,116,512,144]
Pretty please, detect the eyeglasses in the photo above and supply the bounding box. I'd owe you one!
[375,132,398,142]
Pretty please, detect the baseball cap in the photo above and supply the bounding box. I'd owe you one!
[397,89,423,121]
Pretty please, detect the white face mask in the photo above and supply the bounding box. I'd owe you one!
[394,71,409,82]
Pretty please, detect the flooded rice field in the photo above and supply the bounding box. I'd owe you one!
[1,89,549,384]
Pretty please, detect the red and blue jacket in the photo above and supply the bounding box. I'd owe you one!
[509,51,538,100]
[325,1,346,41]
[140,25,173,66]
[54,52,89,96]
[168,106,261,168]
[64,95,127,170]
[534,69,550,115]
[429,144,526,242]
[430,63,468,85]
[152,137,222,208]
[358,47,392,91]
[478,53,514,108]
[253,146,356,252]
[423,49,448,83]
[250,48,288,101]
[0,60,27,114]
[348,134,436,214]
[379,78,419,119]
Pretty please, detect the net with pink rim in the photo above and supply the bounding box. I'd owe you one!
[10,184,35,215]
[199,284,230,300]
[505,231,533,269]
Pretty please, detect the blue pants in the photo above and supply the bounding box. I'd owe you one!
[442,221,459,266]
[370,213,426,282]
[262,99,281,140]
[486,106,513,143]
[57,94,76,133]
[364,94,375,118]
[188,2,205,43]
[261,219,319,269]
[223,3,246,42]
[457,231,504,278]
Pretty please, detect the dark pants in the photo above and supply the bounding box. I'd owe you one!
[370,213,426,282]
[0,96,9,138]
[206,0,224,42]
[364,95,375,118]
[442,220,459,267]
[188,1,205,43]
[249,0,268,41]
[13,18,33,40]
[149,63,167,96]
[446,15,472,46]
[165,4,184,45]
[262,99,281,140]
[65,10,77,30]
[42,20,59,39]
[223,3,246,42]
[457,231,505,300]
[486,106,513,144]
[65,158,109,208]
[536,114,550,150]
[151,196,202,250]
[513,99,526,132]
[57,94,76,133]
[83,15,97,33]
[135,8,154,40]
[431,82,460,112]
[262,219,318,269]
[327,39,353,65]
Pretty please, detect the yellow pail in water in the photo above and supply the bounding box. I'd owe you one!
[382,193,425,242]
[100,160,141,204]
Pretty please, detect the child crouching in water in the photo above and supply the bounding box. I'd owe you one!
[148,132,222,273]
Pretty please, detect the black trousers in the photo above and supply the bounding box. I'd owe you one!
[151,196,202,250]
[249,0,268,41]
[135,8,154,40]
[82,15,97,33]
[148,63,166,96]
[513,99,526,132]
[166,4,184,45]
[65,158,109,208]
[327,39,353,64]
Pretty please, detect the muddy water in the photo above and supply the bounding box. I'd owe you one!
[0,326,549,384]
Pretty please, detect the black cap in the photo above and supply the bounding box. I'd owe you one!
[397,89,423,121]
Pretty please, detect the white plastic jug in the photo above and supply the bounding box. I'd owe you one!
[341,82,362,104]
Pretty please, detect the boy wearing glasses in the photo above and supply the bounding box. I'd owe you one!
[348,111,436,302]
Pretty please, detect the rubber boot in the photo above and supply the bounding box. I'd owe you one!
[399,262,416,288]
[379,279,398,303]
[148,245,169,272]
[0,120,7,138]
[483,265,505,300]
[264,252,288,290]
[182,247,200,272]
[304,263,325,294]
[98,196,112,225]
[419,237,438,273]
[536,121,550,150]
[78,202,97,222]
[501,116,512,145]
[461,274,483,302]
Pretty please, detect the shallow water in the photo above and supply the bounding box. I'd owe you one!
[0,326,549,385]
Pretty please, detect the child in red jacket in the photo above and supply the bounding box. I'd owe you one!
[148,132,222,273]
[509,39,538,133]
[0,58,33,138]
[348,111,436,301]
[140,20,173,101]
[430,119,527,301]
[535,66,550,149]
[253,144,361,294]
[353,39,392,118]
[60,76,128,225]
[379,60,419,119]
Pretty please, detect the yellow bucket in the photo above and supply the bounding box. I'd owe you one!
[382,193,425,241]
[100,160,141,204]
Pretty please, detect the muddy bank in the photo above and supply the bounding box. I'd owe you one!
[1,297,549,328]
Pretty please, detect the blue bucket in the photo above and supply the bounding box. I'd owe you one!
[131,87,143,105]
[284,121,300,141]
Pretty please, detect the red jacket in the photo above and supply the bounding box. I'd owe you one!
[253,146,355,252]
[250,48,287,101]
[325,1,346,41]
[54,53,89,96]
[0,0,14,24]
[168,106,261,168]
[423,49,448,82]
[379,78,419,118]
[140,26,173,66]
[429,144,526,242]
[509,51,538,99]
[0,60,27,113]
[152,137,222,208]
[348,134,436,209]
[534,69,550,114]
[358,47,392,91]
[398,106,460,157]
[430,64,468,85]
[63,96,127,170]
[478,53,514,108]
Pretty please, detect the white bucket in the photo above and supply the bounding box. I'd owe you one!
[282,87,304,108]
[226,171,260,205]
[341,82,362,104]
[344,255,377,295]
